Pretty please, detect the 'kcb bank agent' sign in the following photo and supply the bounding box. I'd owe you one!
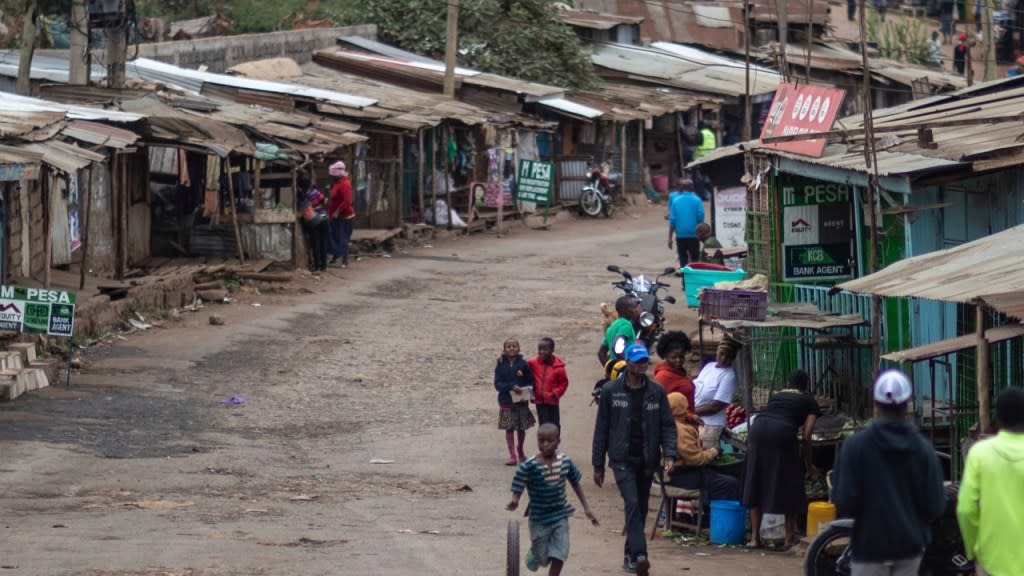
[0,285,77,337]
[781,179,854,282]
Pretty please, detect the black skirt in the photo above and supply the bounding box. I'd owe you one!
[741,416,806,515]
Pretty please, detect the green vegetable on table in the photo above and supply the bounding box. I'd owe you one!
[711,454,739,465]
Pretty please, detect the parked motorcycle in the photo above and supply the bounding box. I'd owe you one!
[804,482,973,576]
[607,264,677,348]
[592,264,677,404]
[579,165,619,218]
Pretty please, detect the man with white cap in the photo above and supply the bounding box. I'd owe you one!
[592,343,676,575]
[833,370,945,576]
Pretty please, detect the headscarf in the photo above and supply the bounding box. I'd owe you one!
[329,161,347,178]
[717,337,741,359]
[668,392,698,427]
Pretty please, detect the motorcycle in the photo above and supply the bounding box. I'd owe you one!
[579,165,620,218]
[607,264,677,349]
[804,481,973,576]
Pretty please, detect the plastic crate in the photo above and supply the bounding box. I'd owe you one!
[699,288,768,321]
[681,266,747,307]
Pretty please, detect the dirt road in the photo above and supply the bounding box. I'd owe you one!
[0,203,802,575]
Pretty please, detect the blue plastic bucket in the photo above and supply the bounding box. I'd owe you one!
[709,500,747,545]
[681,266,747,307]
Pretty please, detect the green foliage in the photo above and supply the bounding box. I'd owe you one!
[866,8,931,66]
[331,0,599,91]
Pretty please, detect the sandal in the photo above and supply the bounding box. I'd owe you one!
[745,540,762,549]
[505,459,518,466]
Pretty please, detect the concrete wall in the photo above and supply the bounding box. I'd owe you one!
[128,25,377,72]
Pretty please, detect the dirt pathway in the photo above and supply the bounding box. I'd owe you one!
[0,204,802,575]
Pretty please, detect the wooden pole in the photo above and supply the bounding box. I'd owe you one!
[742,330,755,412]
[69,0,88,86]
[398,134,405,223]
[43,170,52,288]
[743,2,752,142]
[291,168,301,268]
[637,121,644,200]
[223,156,246,265]
[982,0,995,80]
[417,129,426,223]
[121,153,129,273]
[443,126,453,230]
[431,128,438,227]
[105,20,126,89]
[16,0,38,95]
[859,0,883,372]
[112,155,123,279]
[79,166,93,290]
[443,0,460,97]
[976,304,991,432]
[776,0,789,81]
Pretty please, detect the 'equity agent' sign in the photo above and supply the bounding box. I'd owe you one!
[780,178,853,282]
[0,285,77,337]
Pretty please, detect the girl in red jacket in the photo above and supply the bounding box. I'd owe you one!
[527,337,570,429]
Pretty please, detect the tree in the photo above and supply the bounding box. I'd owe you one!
[16,0,38,94]
[330,0,599,91]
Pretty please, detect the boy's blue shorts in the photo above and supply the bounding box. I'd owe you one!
[529,517,570,565]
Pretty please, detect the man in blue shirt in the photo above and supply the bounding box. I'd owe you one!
[667,176,705,270]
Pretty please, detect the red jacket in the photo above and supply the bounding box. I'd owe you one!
[527,355,569,406]
[328,177,354,220]
[654,362,695,416]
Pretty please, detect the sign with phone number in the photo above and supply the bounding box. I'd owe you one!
[0,285,76,337]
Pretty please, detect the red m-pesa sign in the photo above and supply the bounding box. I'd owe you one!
[760,83,846,157]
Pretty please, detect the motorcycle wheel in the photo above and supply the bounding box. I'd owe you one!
[804,524,852,576]
[579,189,603,217]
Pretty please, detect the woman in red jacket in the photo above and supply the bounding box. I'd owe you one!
[527,337,569,429]
[653,331,695,415]
[327,160,355,267]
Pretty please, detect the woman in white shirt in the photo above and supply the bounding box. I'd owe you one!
[693,339,739,448]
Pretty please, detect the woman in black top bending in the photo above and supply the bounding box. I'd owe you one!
[741,369,821,548]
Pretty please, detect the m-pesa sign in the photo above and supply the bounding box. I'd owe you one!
[0,285,76,336]
[760,83,846,157]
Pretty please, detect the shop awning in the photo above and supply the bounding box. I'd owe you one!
[880,323,1024,363]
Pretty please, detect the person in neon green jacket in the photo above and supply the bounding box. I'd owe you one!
[957,387,1024,576]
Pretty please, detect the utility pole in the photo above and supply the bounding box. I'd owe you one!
[443,0,459,97]
[743,1,752,141]
[858,0,882,373]
[776,0,789,81]
[106,15,126,89]
[982,0,996,81]
[69,0,89,85]
[16,0,39,95]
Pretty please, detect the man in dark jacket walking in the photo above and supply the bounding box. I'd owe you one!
[833,369,946,576]
[593,343,677,576]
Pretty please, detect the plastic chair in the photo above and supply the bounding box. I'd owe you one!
[650,467,706,539]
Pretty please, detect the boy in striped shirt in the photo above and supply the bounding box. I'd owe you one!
[508,423,599,575]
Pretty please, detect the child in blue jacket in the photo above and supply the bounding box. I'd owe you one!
[495,338,536,465]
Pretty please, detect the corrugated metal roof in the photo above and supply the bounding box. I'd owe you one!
[61,120,139,149]
[880,323,1024,362]
[692,77,1024,178]
[0,109,64,139]
[762,42,966,91]
[592,42,782,97]
[576,0,827,50]
[337,36,439,65]
[539,97,603,120]
[126,58,377,109]
[316,47,567,101]
[836,223,1024,321]
[22,140,105,174]
[557,8,644,30]
[0,50,107,83]
[0,92,143,122]
[0,144,43,166]
[572,82,715,120]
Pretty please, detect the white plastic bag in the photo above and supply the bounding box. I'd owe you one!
[760,513,786,542]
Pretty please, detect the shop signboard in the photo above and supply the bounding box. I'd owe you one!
[515,159,554,205]
[713,186,747,248]
[0,285,76,336]
[781,179,854,282]
[760,83,846,157]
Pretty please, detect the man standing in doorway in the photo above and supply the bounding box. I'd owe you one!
[592,343,676,576]
[957,387,1024,576]
[667,175,704,270]
[833,370,946,576]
